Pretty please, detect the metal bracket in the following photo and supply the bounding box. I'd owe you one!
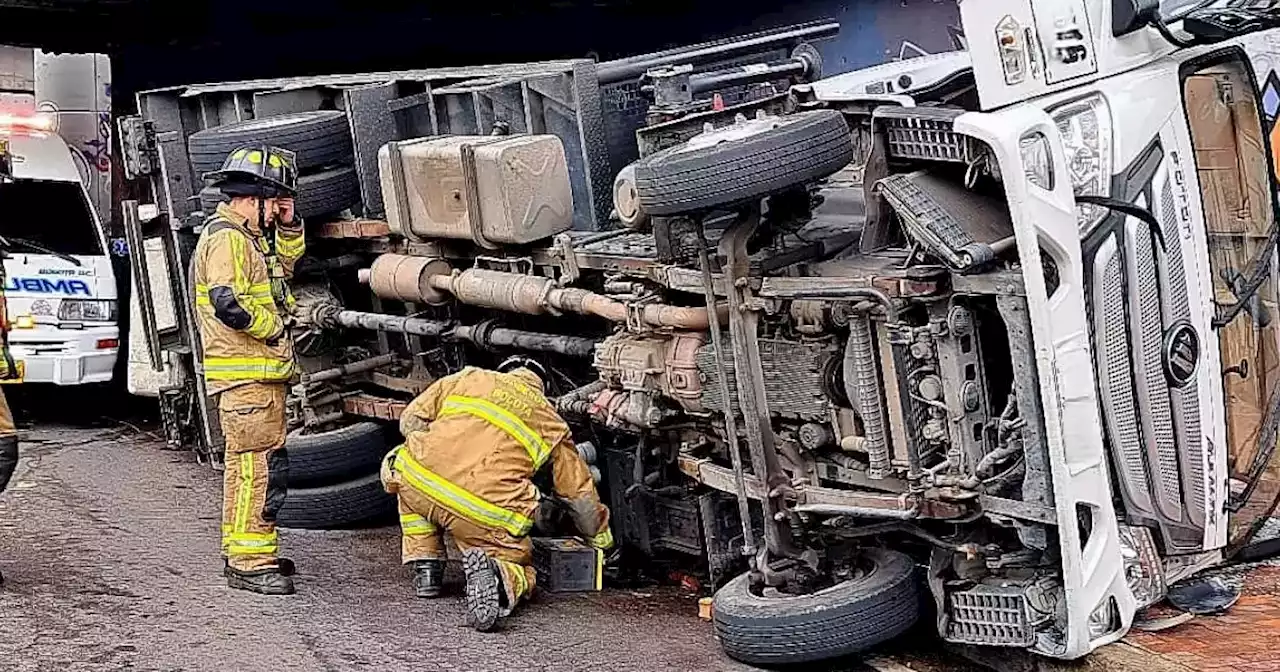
[117,116,159,179]
[551,233,581,285]
[716,207,797,560]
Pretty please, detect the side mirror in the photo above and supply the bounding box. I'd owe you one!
[1112,0,1160,37]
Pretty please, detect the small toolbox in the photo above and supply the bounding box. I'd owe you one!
[532,537,603,593]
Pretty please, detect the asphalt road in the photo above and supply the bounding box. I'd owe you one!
[0,424,761,672]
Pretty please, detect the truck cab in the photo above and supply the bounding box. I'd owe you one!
[0,118,119,385]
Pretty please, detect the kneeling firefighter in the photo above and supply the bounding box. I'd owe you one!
[382,358,613,631]
[193,145,306,595]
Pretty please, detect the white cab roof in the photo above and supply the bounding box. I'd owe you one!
[3,131,81,183]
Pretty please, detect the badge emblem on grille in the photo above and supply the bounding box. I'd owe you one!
[1162,321,1200,388]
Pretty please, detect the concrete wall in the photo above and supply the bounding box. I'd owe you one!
[35,51,112,231]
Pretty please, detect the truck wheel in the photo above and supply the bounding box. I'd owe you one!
[276,472,396,530]
[296,166,360,219]
[712,548,919,665]
[187,111,353,174]
[198,168,360,220]
[285,421,387,488]
[197,186,225,215]
[632,109,853,216]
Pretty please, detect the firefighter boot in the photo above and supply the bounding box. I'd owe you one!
[412,559,444,598]
[462,548,505,631]
[224,564,296,596]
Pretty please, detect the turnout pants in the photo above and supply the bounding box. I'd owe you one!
[0,389,17,492]
[381,449,536,610]
[218,382,289,572]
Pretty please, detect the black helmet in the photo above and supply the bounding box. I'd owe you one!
[497,355,548,381]
[204,145,298,199]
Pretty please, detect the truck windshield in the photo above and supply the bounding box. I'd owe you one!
[0,178,102,256]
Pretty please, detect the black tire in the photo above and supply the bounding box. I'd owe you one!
[198,186,226,214]
[285,422,387,488]
[713,548,919,666]
[198,167,360,220]
[187,111,353,173]
[276,472,396,530]
[633,109,853,216]
[295,166,360,219]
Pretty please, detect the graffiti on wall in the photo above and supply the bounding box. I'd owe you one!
[34,51,112,227]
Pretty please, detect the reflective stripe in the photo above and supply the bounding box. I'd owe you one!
[399,512,438,536]
[588,527,614,550]
[195,283,275,308]
[276,233,305,258]
[391,446,533,537]
[226,531,279,556]
[245,307,279,340]
[438,395,552,468]
[235,453,253,534]
[204,357,295,382]
[497,558,528,598]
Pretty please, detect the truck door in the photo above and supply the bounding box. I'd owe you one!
[1181,51,1280,552]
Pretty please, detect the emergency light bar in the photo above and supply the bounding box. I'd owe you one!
[0,113,53,133]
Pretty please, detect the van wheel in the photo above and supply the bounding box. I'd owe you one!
[712,548,919,665]
[276,472,395,530]
[187,111,353,174]
[285,421,387,488]
[632,109,853,216]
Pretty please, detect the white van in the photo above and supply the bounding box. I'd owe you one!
[0,119,118,385]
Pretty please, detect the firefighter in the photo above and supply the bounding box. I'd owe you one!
[381,357,613,631]
[0,214,19,587]
[193,145,305,595]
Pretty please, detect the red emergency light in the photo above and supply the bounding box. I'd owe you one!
[0,113,53,134]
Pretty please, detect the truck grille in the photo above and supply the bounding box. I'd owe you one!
[1098,248,1153,510]
[945,585,1034,647]
[1088,166,1207,552]
[875,107,973,163]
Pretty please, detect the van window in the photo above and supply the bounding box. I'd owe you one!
[0,179,102,256]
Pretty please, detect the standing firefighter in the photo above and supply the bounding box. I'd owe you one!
[0,252,18,590]
[193,145,305,595]
[381,358,613,631]
[0,139,21,587]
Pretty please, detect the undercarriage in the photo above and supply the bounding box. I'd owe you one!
[120,14,1263,666]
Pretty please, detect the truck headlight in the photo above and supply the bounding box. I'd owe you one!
[1117,524,1167,608]
[1020,132,1054,190]
[59,299,117,322]
[1088,597,1121,640]
[1052,94,1112,231]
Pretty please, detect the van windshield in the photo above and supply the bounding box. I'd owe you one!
[0,179,102,256]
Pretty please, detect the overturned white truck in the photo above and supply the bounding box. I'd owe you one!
[120,1,1280,665]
